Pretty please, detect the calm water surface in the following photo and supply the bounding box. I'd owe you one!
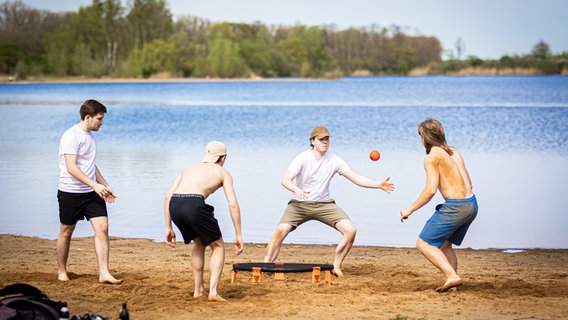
[1,76,567,249]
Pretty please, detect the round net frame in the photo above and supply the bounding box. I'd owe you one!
[232,262,333,273]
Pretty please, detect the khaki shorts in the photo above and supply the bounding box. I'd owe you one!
[279,199,351,230]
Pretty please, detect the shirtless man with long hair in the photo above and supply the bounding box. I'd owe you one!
[400,118,478,292]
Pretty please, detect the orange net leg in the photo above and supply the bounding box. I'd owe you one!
[252,267,262,284]
[274,272,285,283]
[231,270,237,284]
[312,266,321,284]
[324,270,332,285]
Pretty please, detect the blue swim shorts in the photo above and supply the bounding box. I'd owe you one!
[419,195,478,248]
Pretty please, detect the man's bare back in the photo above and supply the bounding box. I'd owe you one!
[428,146,473,200]
[171,162,227,199]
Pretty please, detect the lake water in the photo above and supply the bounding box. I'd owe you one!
[1,76,567,249]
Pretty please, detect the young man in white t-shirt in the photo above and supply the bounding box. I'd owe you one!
[57,99,122,284]
[264,126,395,277]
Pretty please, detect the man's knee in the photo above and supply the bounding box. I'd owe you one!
[90,217,109,234]
[441,240,453,250]
[336,220,356,239]
[273,224,292,241]
[209,238,225,250]
[416,237,432,252]
[59,225,75,238]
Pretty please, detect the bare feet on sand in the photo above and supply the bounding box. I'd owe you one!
[208,295,227,302]
[436,276,463,292]
[58,273,70,282]
[99,276,124,285]
[331,268,344,278]
[193,287,206,299]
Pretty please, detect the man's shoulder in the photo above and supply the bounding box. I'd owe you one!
[291,149,312,161]
[62,125,89,139]
[323,151,345,163]
[60,125,82,145]
[426,147,456,166]
[424,151,439,164]
[193,162,229,176]
[61,125,76,136]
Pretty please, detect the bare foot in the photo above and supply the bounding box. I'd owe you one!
[208,295,227,302]
[331,268,344,278]
[58,273,69,282]
[193,286,206,299]
[436,276,463,292]
[99,277,124,285]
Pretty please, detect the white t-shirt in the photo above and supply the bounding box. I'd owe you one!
[58,125,97,193]
[287,149,350,202]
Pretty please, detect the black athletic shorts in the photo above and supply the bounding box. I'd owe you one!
[169,194,222,246]
[57,190,107,225]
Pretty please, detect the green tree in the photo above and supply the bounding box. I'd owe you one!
[168,31,194,76]
[276,36,308,76]
[466,55,483,68]
[364,26,391,74]
[531,40,550,59]
[45,28,73,76]
[394,45,417,75]
[201,36,247,78]
[126,0,173,51]
[96,0,125,76]
[45,0,125,77]
[0,43,19,73]
[288,25,336,77]
[408,36,442,66]
[172,16,211,76]
[239,24,277,77]
[0,1,65,77]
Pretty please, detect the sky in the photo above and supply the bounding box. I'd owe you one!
[19,0,568,60]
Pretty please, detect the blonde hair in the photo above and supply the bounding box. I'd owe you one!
[418,118,453,155]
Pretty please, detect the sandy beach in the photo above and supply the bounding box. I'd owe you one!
[1,235,567,319]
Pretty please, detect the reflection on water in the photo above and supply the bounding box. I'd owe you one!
[1,77,567,248]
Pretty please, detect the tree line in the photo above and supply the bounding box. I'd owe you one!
[1,0,566,80]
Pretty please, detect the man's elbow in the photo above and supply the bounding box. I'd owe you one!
[228,200,239,210]
[423,189,436,199]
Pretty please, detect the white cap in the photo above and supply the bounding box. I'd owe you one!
[203,141,227,163]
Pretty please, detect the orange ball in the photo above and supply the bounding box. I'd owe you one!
[370,150,381,161]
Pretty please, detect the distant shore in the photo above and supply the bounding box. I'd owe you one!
[0,75,318,84]
[2,67,565,84]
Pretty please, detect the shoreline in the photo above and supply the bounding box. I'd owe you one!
[2,71,566,85]
[2,233,563,251]
[0,233,568,253]
[0,76,320,84]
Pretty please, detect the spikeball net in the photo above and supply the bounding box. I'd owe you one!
[231,262,334,285]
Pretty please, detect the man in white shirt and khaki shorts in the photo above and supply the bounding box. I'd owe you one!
[264,126,395,277]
